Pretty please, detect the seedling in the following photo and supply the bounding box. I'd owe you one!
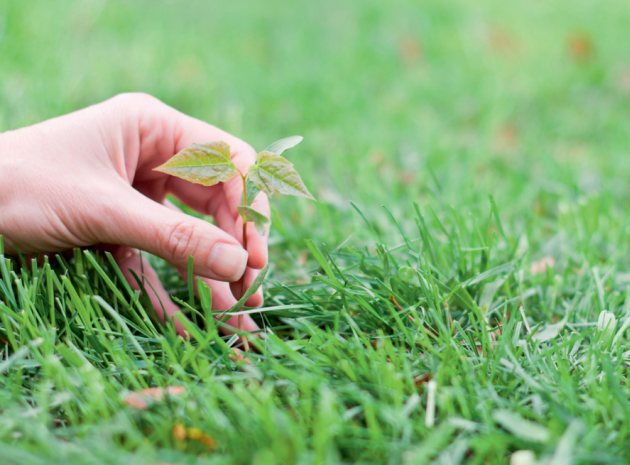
[154,136,313,340]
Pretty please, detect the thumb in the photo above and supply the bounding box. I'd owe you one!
[100,188,248,282]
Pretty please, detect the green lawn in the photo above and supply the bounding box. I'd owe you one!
[1,1,629,464]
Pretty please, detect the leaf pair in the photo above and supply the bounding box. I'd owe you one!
[154,135,313,234]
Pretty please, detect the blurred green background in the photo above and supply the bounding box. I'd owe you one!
[2,0,629,242]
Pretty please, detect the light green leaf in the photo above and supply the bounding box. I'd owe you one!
[237,206,269,235]
[154,142,239,186]
[264,135,303,155]
[249,151,314,199]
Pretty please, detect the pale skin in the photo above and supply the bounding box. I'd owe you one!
[0,93,268,336]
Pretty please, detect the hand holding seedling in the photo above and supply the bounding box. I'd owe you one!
[155,134,312,256]
[155,135,313,345]
[0,93,311,336]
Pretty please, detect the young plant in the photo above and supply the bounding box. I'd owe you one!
[154,136,313,334]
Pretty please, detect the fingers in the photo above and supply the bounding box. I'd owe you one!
[165,158,270,270]
[162,199,264,305]
[201,191,269,270]
[196,278,260,333]
[236,192,270,270]
[103,93,269,270]
[115,247,260,337]
[230,267,264,307]
[100,186,248,282]
[114,247,189,337]
[165,178,269,270]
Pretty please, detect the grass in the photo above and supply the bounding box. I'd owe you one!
[1,0,629,463]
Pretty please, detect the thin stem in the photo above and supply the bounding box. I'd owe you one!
[241,174,248,258]
[239,173,249,351]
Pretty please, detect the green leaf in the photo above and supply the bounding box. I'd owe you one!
[264,135,304,155]
[244,177,261,207]
[154,142,239,186]
[249,151,314,199]
[237,206,269,235]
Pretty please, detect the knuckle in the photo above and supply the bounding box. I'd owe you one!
[241,143,257,163]
[162,220,199,262]
[232,142,257,173]
[110,92,163,109]
[241,142,256,157]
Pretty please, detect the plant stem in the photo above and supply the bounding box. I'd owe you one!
[241,173,248,262]
[239,173,249,351]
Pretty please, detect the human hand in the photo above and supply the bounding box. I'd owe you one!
[0,93,268,336]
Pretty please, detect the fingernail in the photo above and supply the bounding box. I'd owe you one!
[208,243,248,281]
